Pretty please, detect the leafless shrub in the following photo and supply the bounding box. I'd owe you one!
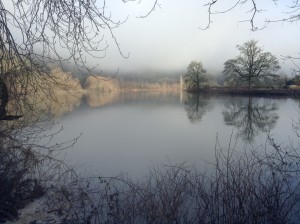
[190,135,300,224]
[43,133,300,224]
[0,137,44,222]
[0,109,80,223]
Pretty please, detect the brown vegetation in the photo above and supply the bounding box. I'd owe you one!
[85,91,120,108]
[49,68,83,93]
[84,76,119,92]
[118,80,180,91]
[83,75,181,92]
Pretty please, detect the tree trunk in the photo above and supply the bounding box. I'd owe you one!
[0,78,8,119]
[248,78,251,89]
[0,79,22,120]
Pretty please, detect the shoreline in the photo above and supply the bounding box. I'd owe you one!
[184,87,300,97]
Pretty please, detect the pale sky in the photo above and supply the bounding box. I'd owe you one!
[93,0,299,76]
[7,0,297,76]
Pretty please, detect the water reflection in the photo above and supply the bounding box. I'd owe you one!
[3,91,299,223]
[42,91,281,145]
[222,97,279,142]
[85,91,120,107]
[183,93,211,123]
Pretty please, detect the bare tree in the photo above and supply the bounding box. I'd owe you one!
[223,40,280,89]
[201,1,300,85]
[0,1,158,221]
[184,61,208,91]
[0,0,157,118]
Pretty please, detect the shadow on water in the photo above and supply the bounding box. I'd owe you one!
[222,96,279,142]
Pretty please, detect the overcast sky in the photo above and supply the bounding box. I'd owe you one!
[93,0,299,75]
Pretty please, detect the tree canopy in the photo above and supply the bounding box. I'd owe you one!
[184,61,208,91]
[223,40,280,89]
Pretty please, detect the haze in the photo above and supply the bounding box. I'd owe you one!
[93,0,299,76]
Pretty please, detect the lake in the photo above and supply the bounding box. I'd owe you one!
[50,91,300,178]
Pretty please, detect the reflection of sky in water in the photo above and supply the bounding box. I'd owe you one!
[51,92,300,178]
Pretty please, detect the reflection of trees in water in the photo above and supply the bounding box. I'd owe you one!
[85,91,120,107]
[223,97,279,142]
[183,93,211,123]
[2,94,300,223]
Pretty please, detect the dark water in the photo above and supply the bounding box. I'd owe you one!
[52,91,300,177]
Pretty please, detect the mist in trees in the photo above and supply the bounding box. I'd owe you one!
[1,0,300,223]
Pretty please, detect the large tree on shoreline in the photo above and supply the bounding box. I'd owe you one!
[223,40,280,89]
[184,61,208,91]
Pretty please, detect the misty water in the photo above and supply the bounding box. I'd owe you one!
[51,91,300,178]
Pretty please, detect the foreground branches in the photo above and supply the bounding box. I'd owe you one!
[0,0,157,119]
[202,0,300,30]
[43,135,300,223]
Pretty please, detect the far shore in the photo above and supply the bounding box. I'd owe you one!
[184,87,300,97]
[57,83,300,98]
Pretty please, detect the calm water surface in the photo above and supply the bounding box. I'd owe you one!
[52,91,300,177]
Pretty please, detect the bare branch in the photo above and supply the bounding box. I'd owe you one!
[137,0,159,18]
[202,0,300,31]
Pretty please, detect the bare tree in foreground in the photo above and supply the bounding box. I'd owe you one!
[43,133,300,223]
[0,0,157,117]
[0,1,159,221]
[202,0,300,31]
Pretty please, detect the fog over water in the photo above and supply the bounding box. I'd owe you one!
[50,92,300,178]
[93,0,300,75]
[3,0,298,75]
